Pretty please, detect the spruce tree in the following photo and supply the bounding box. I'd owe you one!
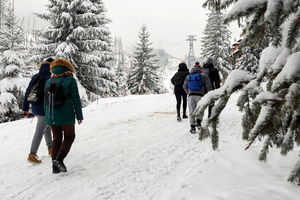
[128,25,161,94]
[195,0,300,184]
[0,0,7,31]
[113,36,129,96]
[33,0,116,98]
[201,9,232,79]
[0,3,28,122]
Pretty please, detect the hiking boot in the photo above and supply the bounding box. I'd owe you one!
[177,117,182,122]
[27,154,42,163]
[55,151,67,172]
[52,160,60,174]
[52,160,67,173]
[58,161,67,172]
[48,149,52,156]
[182,114,188,119]
[190,125,196,134]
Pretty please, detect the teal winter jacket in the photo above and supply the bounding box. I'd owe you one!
[44,66,83,126]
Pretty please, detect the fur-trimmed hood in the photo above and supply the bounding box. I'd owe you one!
[50,58,75,74]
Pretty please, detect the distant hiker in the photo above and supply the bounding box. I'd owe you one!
[171,62,189,122]
[44,58,83,174]
[183,62,212,134]
[22,58,54,163]
[194,61,201,69]
[202,57,221,117]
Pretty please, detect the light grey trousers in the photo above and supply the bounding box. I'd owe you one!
[188,95,204,126]
[30,115,52,154]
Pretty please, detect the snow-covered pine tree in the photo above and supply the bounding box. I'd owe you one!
[201,9,232,79]
[33,0,116,99]
[0,0,7,31]
[128,25,161,94]
[0,3,28,122]
[154,48,173,93]
[113,36,129,96]
[195,0,300,184]
[113,36,125,66]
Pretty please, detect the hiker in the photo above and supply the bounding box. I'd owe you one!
[171,62,189,121]
[194,61,201,69]
[22,58,54,163]
[183,62,212,134]
[44,58,83,174]
[202,57,221,117]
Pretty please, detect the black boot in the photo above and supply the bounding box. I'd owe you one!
[190,125,196,134]
[177,117,182,122]
[182,109,188,118]
[52,160,60,174]
[56,151,67,172]
[176,108,181,121]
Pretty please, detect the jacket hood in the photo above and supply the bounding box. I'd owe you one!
[52,66,69,75]
[50,58,75,74]
[39,62,51,74]
[206,57,214,65]
[178,63,189,72]
[203,63,214,69]
[190,66,201,74]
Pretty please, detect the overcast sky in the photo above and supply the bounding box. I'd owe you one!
[14,0,240,59]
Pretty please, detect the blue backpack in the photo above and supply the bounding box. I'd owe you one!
[188,73,202,91]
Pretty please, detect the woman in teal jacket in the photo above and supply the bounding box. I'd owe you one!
[44,58,83,174]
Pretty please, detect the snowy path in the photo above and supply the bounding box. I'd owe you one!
[0,94,299,200]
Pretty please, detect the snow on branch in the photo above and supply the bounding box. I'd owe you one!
[193,70,255,118]
[226,0,268,22]
[253,91,283,104]
[273,51,300,89]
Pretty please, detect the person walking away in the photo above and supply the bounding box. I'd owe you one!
[194,61,201,68]
[44,58,83,174]
[183,62,212,134]
[23,58,54,163]
[202,57,221,117]
[171,62,189,122]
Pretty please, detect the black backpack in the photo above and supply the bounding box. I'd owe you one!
[27,74,48,104]
[44,76,69,107]
[171,72,187,86]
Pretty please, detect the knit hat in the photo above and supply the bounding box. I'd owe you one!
[50,58,75,74]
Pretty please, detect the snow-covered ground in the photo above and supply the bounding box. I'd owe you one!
[0,93,299,200]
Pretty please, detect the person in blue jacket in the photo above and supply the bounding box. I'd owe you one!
[22,58,54,163]
[183,62,212,134]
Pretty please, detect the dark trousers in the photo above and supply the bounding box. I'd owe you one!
[174,88,187,117]
[51,124,75,160]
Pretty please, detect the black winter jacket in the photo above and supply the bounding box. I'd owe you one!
[202,63,220,90]
[171,66,189,92]
[22,62,51,116]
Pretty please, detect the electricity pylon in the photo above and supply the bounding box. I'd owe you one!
[186,35,196,67]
